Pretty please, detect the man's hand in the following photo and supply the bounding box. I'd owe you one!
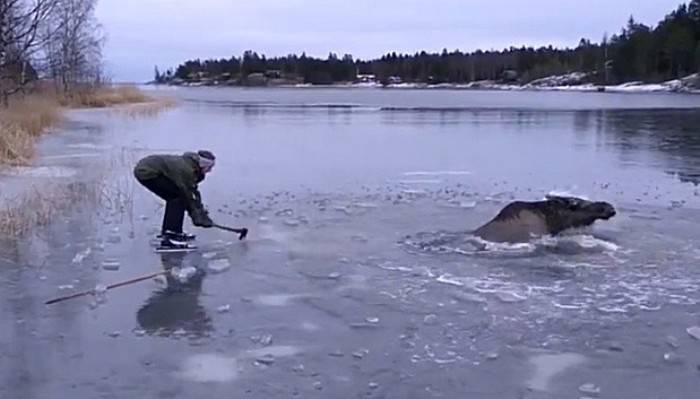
[191,207,213,228]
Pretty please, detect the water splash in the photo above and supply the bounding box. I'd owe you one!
[545,189,590,200]
[400,231,618,257]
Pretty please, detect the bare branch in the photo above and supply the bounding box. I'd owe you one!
[1,0,103,101]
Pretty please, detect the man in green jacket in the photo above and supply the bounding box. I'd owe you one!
[134,150,215,250]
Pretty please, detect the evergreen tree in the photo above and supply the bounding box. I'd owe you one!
[154,66,162,83]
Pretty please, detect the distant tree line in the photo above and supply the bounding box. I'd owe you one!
[160,1,700,86]
[155,51,357,85]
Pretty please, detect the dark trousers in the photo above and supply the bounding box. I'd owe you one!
[137,175,186,234]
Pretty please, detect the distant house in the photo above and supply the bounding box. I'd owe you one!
[187,71,208,81]
[388,76,402,84]
[264,70,282,79]
[356,74,377,83]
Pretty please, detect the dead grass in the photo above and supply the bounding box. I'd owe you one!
[0,84,175,164]
[0,84,171,236]
[0,152,137,237]
[0,96,63,163]
[0,181,100,236]
[0,124,36,164]
[59,85,153,108]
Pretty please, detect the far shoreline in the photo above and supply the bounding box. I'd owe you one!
[144,81,700,95]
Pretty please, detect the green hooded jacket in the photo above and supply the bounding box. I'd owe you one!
[133,151,206,214]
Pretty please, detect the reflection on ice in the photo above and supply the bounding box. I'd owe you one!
[526,352,586,391]
[176,354,239,383]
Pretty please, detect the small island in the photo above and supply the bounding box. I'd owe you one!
[154,3,700,94]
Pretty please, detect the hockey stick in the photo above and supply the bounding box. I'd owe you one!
[45,270,168,305]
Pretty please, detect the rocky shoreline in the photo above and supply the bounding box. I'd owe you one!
[156,72,700,94]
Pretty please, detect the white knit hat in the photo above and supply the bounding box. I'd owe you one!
[198,150,215,169]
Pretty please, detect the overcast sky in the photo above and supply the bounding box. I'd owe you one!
[96,0,685,82]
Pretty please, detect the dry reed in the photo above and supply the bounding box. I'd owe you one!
[0,84,167,237]
[59,85,152,108]
[0,156,137,238]
[0,84,175,164]
[0,96,63,163]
